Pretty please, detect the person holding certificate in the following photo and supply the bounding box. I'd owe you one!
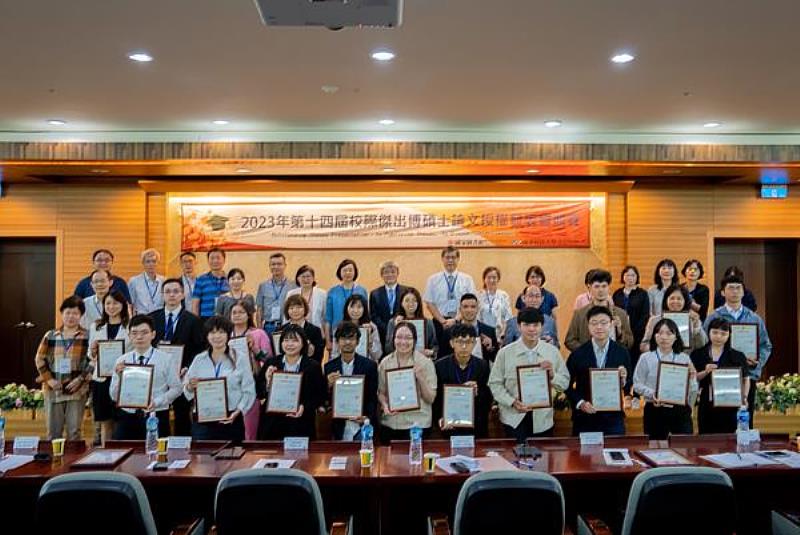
[377,321,438,443]
[277,294,325,363]
[384,287,438,359]
[434,324,492,438]
[691,318,750,434]
[324,322,379,441]
[639,285,707,354]
[330,294,382,361]
[87,290,129,445]
[256,325,326,440]
[109,315,183,439]
[704,274,771,427]
[565,306,632,436]
[183,316,256,442]
[633,318,698,439]
[490,308,569,441]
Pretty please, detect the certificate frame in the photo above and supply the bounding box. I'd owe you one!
[272,332,282,356]
[386,366,420,413]
[332,375,365,419]
[516,364,552,409]
[730,323,759,361]
[710,368,744,408]
[195,377,229,423]
[97,340,124,378]
[70,449,133,470]
[266,371,303,414]
[157,343,185,377]
[117,364,154,410]
[589,368,623,412]
[655,362,690,406]
[663,312,691,348]
[228,336,249,361]
[355,326,370,357]
[408,319,426,351]
[443,384,475,428]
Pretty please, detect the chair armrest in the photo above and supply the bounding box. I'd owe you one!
[170,518,205,535]
[428,513,451,535]
[577,514,614,535]
[329,515,353,535]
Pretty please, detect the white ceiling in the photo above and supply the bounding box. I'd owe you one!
[1,0,799,144]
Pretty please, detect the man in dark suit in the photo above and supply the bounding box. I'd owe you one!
[368,260,409,349]
[324,322,379,441]
[442,293,499,362]
[566,305,632,436]
[149,278,205,436]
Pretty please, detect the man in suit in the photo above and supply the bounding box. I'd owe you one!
[324,322,379,441]
[566,305,632,436]
[149,278,205,436]
[368,260,408,349]
[443,293,499,362]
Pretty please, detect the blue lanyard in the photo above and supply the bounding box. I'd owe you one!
[208,354,225,378]
[271,279,286,301]
[485,292,495,309]
[144,276,160,306]
[183,276,195,297]
[134,347,155,366]
[93,297,103,318]
[343,285,354,301]
[60,335,77,354]
[444,273,458,298]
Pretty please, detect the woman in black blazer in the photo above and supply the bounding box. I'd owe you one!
[612,265,650,369]
[256,324,326,440]
[690,318,750,434]
[276,294,325,363]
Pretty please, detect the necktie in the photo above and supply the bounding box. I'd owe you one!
[596,348,606,368]
[138,355,145,365]
[165,312,175,341]
[388,287,396,311]
[446,275,454,286]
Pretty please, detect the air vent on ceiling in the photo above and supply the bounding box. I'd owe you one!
[254,0,402,29]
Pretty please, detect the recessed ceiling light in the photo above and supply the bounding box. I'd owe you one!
[526,169,540,174]
[379,119,395,126]
[371,50,395,62]
[236,168,252,174]
[703,121,722,128]
[382,167,396,173]
[611,53,635,64]
[321,85,339,94]
[47,119,67,125]
[212,120,230,125]
[127,52,153,63]
[544,120,562,128]
[91,169,110,174]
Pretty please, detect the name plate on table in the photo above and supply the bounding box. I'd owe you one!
[13,436,39,452]
[655,362,690,406]
[195,377,229,423]
[580,432,604,446]
[711,368,744,408]
[157,343,185,376]
[443,384,475,428]
[386,366,420,412]
[228,336,249,361]
[167,436,192,450]
[516,365,552,409]
[408,319,426,351]
[450,435,475,450]
[355,327,370,357]
[97,340,125,378]
[267,371,303,414]
[117,365,154,409]
[663,312,691,347]
[589,368,623,412]
[730,323,759,361]
[332,375,365,419]
[284,437,309,451]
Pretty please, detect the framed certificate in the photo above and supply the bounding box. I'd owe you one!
[409,319,426,351]
[195,377,229,423]
[332,375,365,419]
[443,384,475,428]
[355,326,370,357]
[228,336,249,361]
[117,364,154,409]
[70,449,133,470]
[730,323,759,361]
[663,312,691,347]
[386,366,420,412]
[516,365,552,409]
[711,368,744,408]
[266,371,303,414]
[655,362,690,406]
[272,332,282,355]
[589,368,623,412]
[157,343,185,376]
[97,340,124,378]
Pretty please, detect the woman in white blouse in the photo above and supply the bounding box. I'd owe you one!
[183,316,256,443]
[477,266,513,342]
[286,264,327,330]
[646,259,679,316]
[633,318,698,440]
[87,290,129,445]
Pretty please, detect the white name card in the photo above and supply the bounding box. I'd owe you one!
[13,436,39,451]
[736,428,761,445]
[167,436,192,450]
[284,437,309,451]
[579,432,604,446]
[450,435,475,450]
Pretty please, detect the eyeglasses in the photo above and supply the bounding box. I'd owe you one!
[588,320,611,327]
[452,338,475,346]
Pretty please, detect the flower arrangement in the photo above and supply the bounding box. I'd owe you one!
[0,383,45,411]
[755,373,800,413]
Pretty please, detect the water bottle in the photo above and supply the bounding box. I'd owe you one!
[145,412,159,455]
[0,410,6,459]
[409,423,423,465]
[736,406,750,432]
[360,418,374,452]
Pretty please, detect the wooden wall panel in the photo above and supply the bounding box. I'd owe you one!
[146,193,167,256]
[606,192,627,280]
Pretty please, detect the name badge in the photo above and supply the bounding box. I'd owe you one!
[450,435,475,450]
[167,436,192,450]
[580,432,604,446]
[271,305,281,321]
[284,437,309,451]
[444,299,457,316]
[55,357,72,375]
[13,436,40,451]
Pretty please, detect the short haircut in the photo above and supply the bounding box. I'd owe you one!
[653,258,679,289]
[448,323,476,339]
[379,260,399,273]
[394,320,418,347]
[723,265,745,279]
[620,265,640,285]
[336,258,359,281]
[584,269,597,285]
[283,294,309,318]
[706,317,732,350]
[140,248,160,262]
[587,269,612,285]
[334,321,361,341]
[525,265,547,286]
[648,317,686,353]
[92,249,114,261]
[227,268,245,280]
[207,247,226,259]
[294,264,316,286]
[586,305,612,322]
[179,251,196,261]
[277,324,309,357]
[720,275,745,291]
[681,259,705,279]
[343,294,370,324]
[269,252,286,262]
[61,295,85,315]
[162,278,184,291]
[203,315,233,340]
[129,314,155,331]
[90,269,111,281]
[441,246,460,258]
[460,292,478,304]
[518,307,544,325]
[397,287,424,319]
[661,284,692,313]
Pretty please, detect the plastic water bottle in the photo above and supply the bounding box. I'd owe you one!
[0,410,6,459]
[409,424,423,465]
[360,418,374,452]
[736,406,750,432]
[145,412,159,455]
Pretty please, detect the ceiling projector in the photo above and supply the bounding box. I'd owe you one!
[254,0,403,29]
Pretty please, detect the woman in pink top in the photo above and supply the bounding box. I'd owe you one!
[228,299,272,440]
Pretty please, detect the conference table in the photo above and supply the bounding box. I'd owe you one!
[1,435,798,534]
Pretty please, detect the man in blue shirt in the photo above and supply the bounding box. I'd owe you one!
[191,248,229,320]
[73,248,131,303]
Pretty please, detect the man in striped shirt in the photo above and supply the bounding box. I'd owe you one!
[191,247,229,320]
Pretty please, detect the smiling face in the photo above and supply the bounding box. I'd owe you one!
[483,270,499,290]
[228,272,245,292]
[297,270,314,288]
[394,325,415,354]
[103,294,124,319]
[287,303,306,322]
[655,324,677,351]
[381,265,399,286]
[522,286,543,309]
[207,327,229,351]
[401,292,419,317]
[459,298,479,322]
[93,251,113,271]
[61,307,83,329]
[684,262,700,282]
[281,333,302,357]
[230,304,249,327]
[339,263,356,283]
[519,320,542,345]
[208,251,226,271]
[659,263,675,281]
[91,270,111,295]
[588,313,611,344]
[347,300,364,322]
[665,290,685,312]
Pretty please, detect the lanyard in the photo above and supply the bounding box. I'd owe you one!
[60,335,77,354]
[485,291,496,309]
[93,297,103,318]
[271,279,286,301]
[134,347,155,366]
[183,275,195,297]
[444,273,458,298]
[144,276,160,306]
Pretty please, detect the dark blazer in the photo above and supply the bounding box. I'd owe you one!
[149,307,205,369]
[566,340,632,435]
[276,321,325,363]
[442,321,499,362]
[369,284,410,347]
[256,356,326,440]
[433,355,492,438]
[323,354,379,440]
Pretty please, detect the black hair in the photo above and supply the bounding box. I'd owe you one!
[97,290,130,329]
[336,258,359,281]
[620,265,640,285]
[277,323,309,358]
[586,305,612,322]
[203,316,236,364]
[162,277,184,291]
[448,322,477,340]
[61,295,85,315]
[343,294,370,325]
[294,264,317,286]
[129,314,155,331]
[653,259,679,289]
[394,320,418,349]
[334,321,361,341]
[588,269,612,285]
[517,307,544,325]
[661,284,692,313]
[648,318,686,353]
[681,259,705,279]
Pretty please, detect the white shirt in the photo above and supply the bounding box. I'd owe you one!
[633,349,698,402]
[129,272,165,315]
[87,322,130,382]
[286,286,328,329]
[477,289,513,330]
[183,350,256,415]
[182,275,196,310]
[423,270,476,317]
[109,348,182,413]
[724,304,744,321]
[163,304,183,339]
[80,294,105,331]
